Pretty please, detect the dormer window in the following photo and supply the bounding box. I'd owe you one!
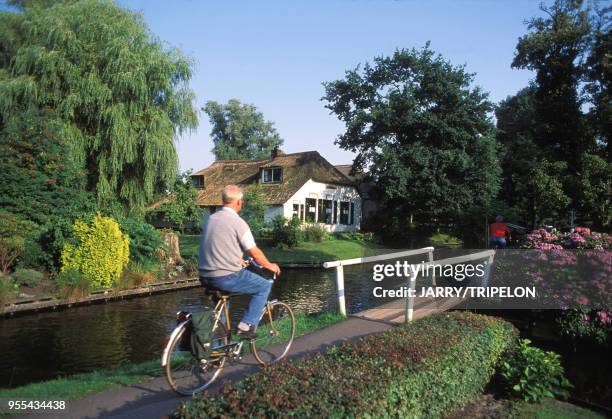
[261,167,282,183]
[191,175,204,189]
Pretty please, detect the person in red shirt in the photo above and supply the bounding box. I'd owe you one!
[489,215,511,249]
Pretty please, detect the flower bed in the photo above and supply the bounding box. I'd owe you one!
[521,227,611,344]
[173,312,517,418]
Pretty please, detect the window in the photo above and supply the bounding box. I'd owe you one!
[349,202,355,225]
[191,175,204,189]
[261,167,282,183]
[333,201,338,224]
[339,201,350,225]
[293,203,305,221]
[317,199,333,224]
[305,198,316,222]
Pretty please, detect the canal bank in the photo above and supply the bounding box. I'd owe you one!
[1,260,323,318]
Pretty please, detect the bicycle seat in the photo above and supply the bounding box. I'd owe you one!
[203,286,240,299]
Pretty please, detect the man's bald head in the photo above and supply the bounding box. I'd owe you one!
[222,185,244,204]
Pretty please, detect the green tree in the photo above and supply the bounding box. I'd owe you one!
[514,160,571,228]
[203,99,283,160]
[322,44,501,225]
[241,185,266,236]
[0,109,94,225]
[584,4,611,159]
[575,153,611,228]
[149,172,202,233]
[0,0,198,215]
[512,0,593,173]
[495,87,544,221]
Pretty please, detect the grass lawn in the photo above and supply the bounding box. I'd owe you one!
[180,234,388,264]
[0,312,344,402]
[508,398,604,419]
[449,395,604,419]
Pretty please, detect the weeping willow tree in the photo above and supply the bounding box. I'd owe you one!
[0,0,198,215]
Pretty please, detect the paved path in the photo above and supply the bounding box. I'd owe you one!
[20,296,463,419]
[20,316,392,419]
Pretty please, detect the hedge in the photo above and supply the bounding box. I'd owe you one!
[173,312,517,418]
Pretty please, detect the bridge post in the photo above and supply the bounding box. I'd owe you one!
[405,272,416,322]
[428,249,435,286]
[335,264,346,317]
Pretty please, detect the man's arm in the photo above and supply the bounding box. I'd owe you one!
[247,246,281,275]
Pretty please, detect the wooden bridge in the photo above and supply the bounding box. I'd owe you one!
[323,247,496,322]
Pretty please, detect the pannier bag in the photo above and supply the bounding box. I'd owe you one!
[177,321,192,352]
[189,309,215,359]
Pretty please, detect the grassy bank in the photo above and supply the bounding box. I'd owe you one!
[0,311,344,401]
[180,235,387,264]
[449,395,604,419]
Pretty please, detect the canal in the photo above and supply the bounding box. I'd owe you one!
[0,263,404,389]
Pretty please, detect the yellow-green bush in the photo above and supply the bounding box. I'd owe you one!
[60,214,129,288]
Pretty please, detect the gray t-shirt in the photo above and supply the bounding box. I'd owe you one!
[198,207,256,278]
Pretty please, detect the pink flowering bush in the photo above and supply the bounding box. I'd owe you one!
[524,227,610,251]
[523,227,611,345]
[558,306,612,345]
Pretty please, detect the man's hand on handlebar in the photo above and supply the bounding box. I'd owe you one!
[244,257,281,276]
[268,263,281,276]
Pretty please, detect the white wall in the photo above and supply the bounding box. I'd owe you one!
[282,179,362,232]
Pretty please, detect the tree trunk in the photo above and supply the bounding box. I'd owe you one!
[157,232,184,267]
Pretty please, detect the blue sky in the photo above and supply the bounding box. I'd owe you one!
[119,0,543,172]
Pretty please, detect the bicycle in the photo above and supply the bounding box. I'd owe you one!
[161,259,296,396]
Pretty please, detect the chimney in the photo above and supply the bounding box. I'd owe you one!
[271,145,283,159]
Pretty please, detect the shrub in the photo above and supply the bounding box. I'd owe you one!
[11,268,44,288]
[54,269,92,301]
[118,218,163,266]
[116,263,158,290]
[19,233,49,270]
[523,227,611,251]
[241,186,266,237]
[0,274,19,309]
[499,339,572,402]
[557,307,612,345]
[39,216,82,270]
[173,312,517,418]
[270,216,302,248]
[334,231,376,242]
[0,211,38,273]
[302,223,330,242]
[181,256,199,277]
[60,214,130,288]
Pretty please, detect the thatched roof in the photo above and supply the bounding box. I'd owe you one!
[191,151,355,206]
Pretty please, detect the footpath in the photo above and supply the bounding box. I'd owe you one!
[20,315,394,419]
[18,295,456,419]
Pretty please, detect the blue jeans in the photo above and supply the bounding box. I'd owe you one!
[200,269,272,326]
[489,237,507,249]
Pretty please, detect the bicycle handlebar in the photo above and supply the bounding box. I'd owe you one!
[246,257,277,280]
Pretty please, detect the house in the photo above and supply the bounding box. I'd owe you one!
[334,164,381,220]
[190,147,362,232]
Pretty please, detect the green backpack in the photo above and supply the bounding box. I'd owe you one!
[189,310,215,359]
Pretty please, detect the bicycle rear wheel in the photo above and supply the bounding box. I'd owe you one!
[250,301,295,365]
[165,321,228,395]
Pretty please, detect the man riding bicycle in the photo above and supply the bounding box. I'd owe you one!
[198,185,281,339]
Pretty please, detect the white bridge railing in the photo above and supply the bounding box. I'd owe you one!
[322,247,495,320]
[322,247,435,317]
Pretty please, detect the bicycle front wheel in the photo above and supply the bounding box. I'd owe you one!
[165,321,228,395]
[251,301,295,365]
